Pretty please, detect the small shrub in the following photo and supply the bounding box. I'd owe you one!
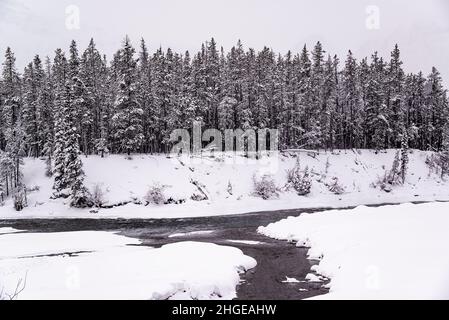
[91,183,105,208]
[190,179,209,201]
[286,160,312,196]
[326,177,345,195]
[26,185,40,193]
[374,151,403,192]
[253,174,278,200]
[45,156,52,177]
[70,186,94,208]
[190,193,207,201]
[13,187,27,211]
[145,183,166,205]
[165,197,185,204]
[227,181,233,195]
[426,152,449,178]
[95,138,109,158]
[325,157,331,174]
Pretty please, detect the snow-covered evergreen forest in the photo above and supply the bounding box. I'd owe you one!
[0,37,448,209]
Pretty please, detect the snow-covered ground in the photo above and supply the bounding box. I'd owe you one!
[259,202,449,299]
[0,228,256,300]
[1,149,448,219]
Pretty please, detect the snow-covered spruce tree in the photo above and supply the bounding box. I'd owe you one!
[296,45,312,148]
[0,151,13,198]
[1,47,27,210]
[321,54,339,150]
[69,40,92,157]
[4,122,27,211]
[65,46,93,208]
[79,39,106,155]
[50,47,92,207]
[253,47,273,131]
[279,50,298,149]
[229,40,252,130]
[364,52,388,151]
[426,67,448,151]
[178,51,198,131]
[64,121,92,208]
[40,56,55,175]
[304,41,326,149]
[158,48,182,151]
[341,50,362,149]
[51,49,70,197]
[386,44,405,148]
[112,37,144,155]
[205,38,221,129]
[137,39,153,153]
[218,96,237,131]
[22,56,44,157]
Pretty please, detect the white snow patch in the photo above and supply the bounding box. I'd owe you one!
[259,202,449,299]
[168,230,215,238]
[305,273,323,283]
[282,277,300,283]
[0,231,256,300]
[0,231,139,259]
[226,240,264,245]
[0,227,21,235]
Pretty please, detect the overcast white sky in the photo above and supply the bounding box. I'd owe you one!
[0,0,448,85]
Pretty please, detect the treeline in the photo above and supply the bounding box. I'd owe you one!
[1,37,449,157]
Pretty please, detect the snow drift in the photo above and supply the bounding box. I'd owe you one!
[0,228,256,300]
[258,202,449,299]
[1,149,449,219]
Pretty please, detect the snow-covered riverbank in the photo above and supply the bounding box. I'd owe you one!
[0,228,256,300]
[1,149,448,219]
[259,201,449,299]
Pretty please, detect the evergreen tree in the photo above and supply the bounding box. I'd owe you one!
[341,50,361,148]
[1,47,26,209]
[52,49,69,196]
[137,39,153,152]
[112,37,144,155]
[426,67,448,151]
[386,44,405,147]
[364,52,388,150]
[22,56,44,157]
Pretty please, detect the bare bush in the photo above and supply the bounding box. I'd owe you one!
[374,151,403,192]
[1,275,27,300]
[227,181,233,196]
[190,179,209,201]
[326,177,345,195]
[253,174,278,200]
[144,183,166,205]
[91,183,105,208]
[426,152,449,178]
[13,186,27,211]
